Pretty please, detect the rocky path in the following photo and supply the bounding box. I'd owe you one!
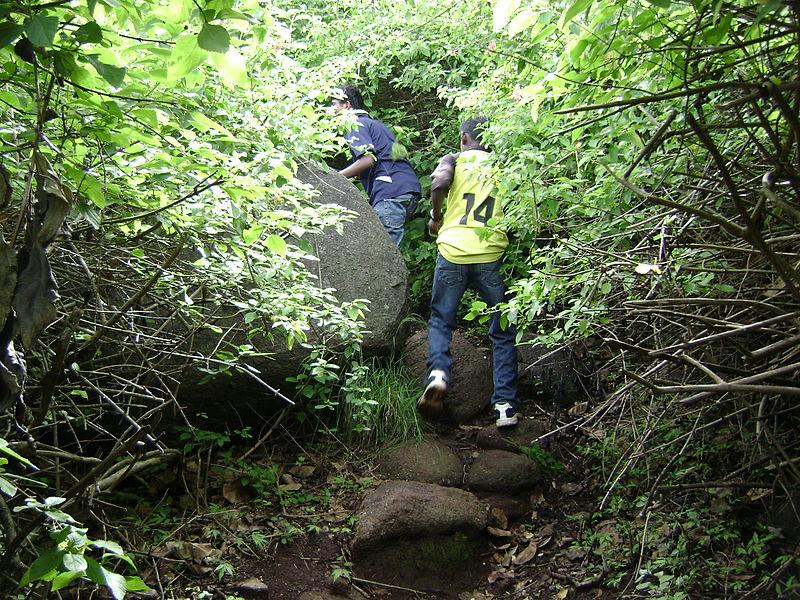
[221,330,604,600]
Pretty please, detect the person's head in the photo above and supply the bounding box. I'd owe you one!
[330,84,365,113]
[459,117,489,151]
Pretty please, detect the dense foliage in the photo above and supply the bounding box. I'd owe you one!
[1,0,798,597]
[272,0,800,595]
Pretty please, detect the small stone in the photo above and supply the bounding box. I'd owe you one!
[236,577,269,598]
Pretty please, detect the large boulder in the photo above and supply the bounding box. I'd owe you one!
[295,161,409,357]
[476,419,550,453]
[175,162,409,411]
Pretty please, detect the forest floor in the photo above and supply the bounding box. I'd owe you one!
[115,415,644,600]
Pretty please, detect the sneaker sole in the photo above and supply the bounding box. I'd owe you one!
[417,384,445,420]
[496,414,519,428]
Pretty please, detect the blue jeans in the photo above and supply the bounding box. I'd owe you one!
[426,255,518,406]
[373,193,418,246]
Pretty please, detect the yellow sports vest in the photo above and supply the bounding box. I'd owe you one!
[437,150,508,264]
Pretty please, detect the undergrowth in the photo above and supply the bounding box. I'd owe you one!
[572,407,800,599]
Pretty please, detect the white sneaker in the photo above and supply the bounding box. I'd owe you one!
[418,369,447,419]
[493,402,519,428]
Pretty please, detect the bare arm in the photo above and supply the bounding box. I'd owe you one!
[339,154,375,179]
[428,153,458,234]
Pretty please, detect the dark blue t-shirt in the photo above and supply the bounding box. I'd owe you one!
[345,110,421,206]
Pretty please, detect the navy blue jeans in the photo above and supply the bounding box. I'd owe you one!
[373,193,418,246]
[426,255,518,406]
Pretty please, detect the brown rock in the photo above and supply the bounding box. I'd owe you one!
[476,419,550,453]
[480,494,531,519]
[236,576,269,598]
[352,480,489,556]
[467,450,542,493]
[375,435,463,487]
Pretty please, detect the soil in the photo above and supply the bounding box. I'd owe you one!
[149,416,624,600]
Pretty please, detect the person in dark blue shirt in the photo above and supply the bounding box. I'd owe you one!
[332,85,421,246]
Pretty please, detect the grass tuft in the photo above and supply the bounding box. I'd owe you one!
[336,359,423,447]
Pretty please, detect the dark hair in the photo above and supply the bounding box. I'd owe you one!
[460,117,489,147]
[339,84,365,110]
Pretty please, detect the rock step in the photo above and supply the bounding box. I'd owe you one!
[352,480,489,555]
[351,480,492,593]
[375,428,545,495]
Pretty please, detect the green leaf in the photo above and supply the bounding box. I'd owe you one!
[242,226,263,245]
[84,55,126,87]
[198,24,230,53]
[210,47,248,86]
[85,558,127,600]
[0,475,17,496]
[62,553,88,573]
[51,527,72,544]
[0,21,23,48]
[704,13,732,45]
[74,21,103,44]
[168,35,207,82]
[124,576,151,592]
[24,15,59,47]
[154,0,192,24]
[216,8,251,21]
[51,569,83,591]
[53,50,78,77]
[92,539,124,555]
[493,0,521,32]
[266,234,287,256]
[0,438,33,465]
[560,0,594,27]
[74,173,106,208]
[22,548,64,585]
[507,9,536,38]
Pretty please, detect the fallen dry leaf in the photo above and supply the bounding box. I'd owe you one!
[530,488,545,505]
[512,541,538,565]
[537,523,555,537]
[222,480,253,504]
[165,541,215,563]
[289,465,316,479]
[565,547,586,561]
[560,482,582,495]
[277,482,302,492]
[745,488,772,502]
[568,402,589,416]
[487,527,513,538]
[491,507,508,529]
[556,587,569,599]
[586,428,606,440]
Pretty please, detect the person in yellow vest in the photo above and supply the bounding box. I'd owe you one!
[418,117,519,428]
